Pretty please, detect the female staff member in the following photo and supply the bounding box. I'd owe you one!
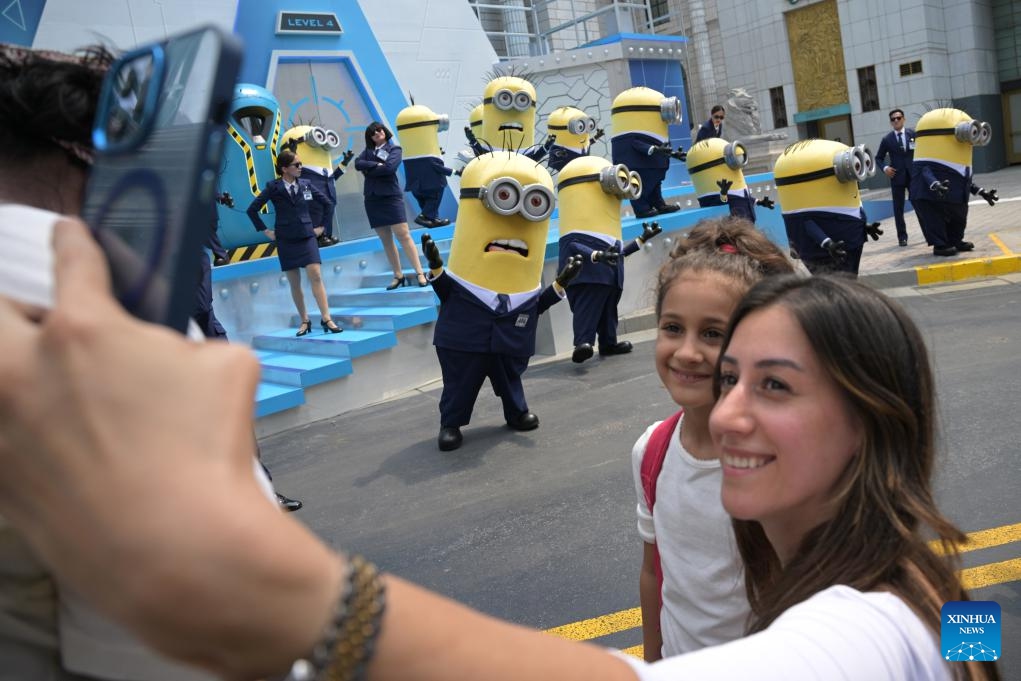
[354,121,428,289]
[0,229,999,681]
[247,149,342,335]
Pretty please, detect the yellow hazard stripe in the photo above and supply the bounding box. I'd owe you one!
[227,242,277,263]
[227,123,271,213]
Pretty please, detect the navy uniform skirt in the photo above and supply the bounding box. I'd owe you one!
[277,234,321,271]
[365,194,407,228]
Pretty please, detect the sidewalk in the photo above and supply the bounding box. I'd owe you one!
[857,164,1021,288]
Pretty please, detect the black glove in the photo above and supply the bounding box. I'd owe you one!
[555,254,584,288]
[651,143,674,157]
[977,187,998,206]
[670,149,687,162]
[541,134,557,152]
[421,233,444,270]
[822,238,847,263]
[591,127,605,141]
[638,221,662,244]
[215,191,235,208]
[464,125,478,145]
[929,179,950,198]
[756,196,775,210]
[453,167,464,177]
[865,222,883,241]
[340,149,355,166]
[592,244,621,266]
[717,178,733,202]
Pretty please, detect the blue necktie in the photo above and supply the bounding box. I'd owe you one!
[495,293,510,315]
[897,132,904,151]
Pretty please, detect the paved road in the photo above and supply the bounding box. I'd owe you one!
[262,277,1021,676]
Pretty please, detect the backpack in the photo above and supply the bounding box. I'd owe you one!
[639,408,683,611]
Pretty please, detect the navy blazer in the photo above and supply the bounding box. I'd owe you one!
[246,178,333,240]
[354,142,403,198]
[547,145,588,173]
[610,132,669,171]
[694,119,722,143]
[300,165,344,204]
[557,233,640,288]
[782,209,866,261]
[909,161,972,204]
[431,273,562,357]
[403,156,452,193]
[874,128,915,187]
[697,192,756,222]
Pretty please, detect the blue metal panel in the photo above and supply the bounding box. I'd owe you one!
[0,0,46,46]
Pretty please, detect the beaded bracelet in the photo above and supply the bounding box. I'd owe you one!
[285,555,386,681]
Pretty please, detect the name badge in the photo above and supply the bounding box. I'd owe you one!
[515,314,529,328]
[908,138,915,151]
[303,188,313,201]
[375,148,388,161]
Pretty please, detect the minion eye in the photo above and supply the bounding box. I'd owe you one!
[660,97,682,123]
[567,118,586,135]
[954,120,982,144]
[494,89,514,111]
[520,186,554,221]
[487,179,521,214]
[436,114,450,133]
[628,171,643,199]
[856,145,876,178]
[309,126,328,148]
[723,141,748,170]
[586,118,597,132]
[977,121,992,146]
[324,129,341,149]
[513,91,533,111]
[833,148,864,183]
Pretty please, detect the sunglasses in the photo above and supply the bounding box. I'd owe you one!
[287,162,303,168]
[713,114,725,121]
[890,116,903,121]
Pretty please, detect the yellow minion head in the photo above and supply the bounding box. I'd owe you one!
[610,86,681,141]
[448,152,555,293]
[280,124,342,168]
[547,106,597,151]
[685,138,749,197]
[481,76,537,151]
[557,156,641,241]
[468,103,484,136]
[914,107,992,167]
[774,139,876,212]
[396,104,449,158]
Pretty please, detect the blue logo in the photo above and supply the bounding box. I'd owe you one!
[941,601,1000,662]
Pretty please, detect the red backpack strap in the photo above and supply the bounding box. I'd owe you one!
[639,408,683,616]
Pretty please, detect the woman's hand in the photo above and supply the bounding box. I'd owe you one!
[314,226,324,237]
[265,229,276,241]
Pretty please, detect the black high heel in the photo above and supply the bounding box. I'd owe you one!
[321,318,343,334]
[296,319,312,337]
[385,275,407,291]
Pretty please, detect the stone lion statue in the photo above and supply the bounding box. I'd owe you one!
[725,87,760,137]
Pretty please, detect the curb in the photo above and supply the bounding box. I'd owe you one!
[861,254,1021,289]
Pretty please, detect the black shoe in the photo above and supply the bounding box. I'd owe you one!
[599,340,633,356]
[956,241,975,252]
[655,203,681,214]
[321,318,343,334]
[438,426,463,451]
[572,343,594,364]
[213,255,229,266]
[933,246,958,257]
[898,238,908,247]
[317,235,332,248]
[506,412,539,431]
[385,275,408,290]
[275,493,303,512]
[429,217,451,227]
[414,214,432,227]
[634,207,659,219]
[296,319,313,337]
[328,235,340,245]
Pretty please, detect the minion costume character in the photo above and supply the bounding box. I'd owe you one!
[396,103,453,228]
[610,86,685,219]
[468,76,555,162]
[556,157,661,363]
[463,103,486,158]
[909,108,998,256]
[420,152,583,451]
[545,106,605,172]
[774,139,882,276]
[280,125,354,246]
[685,138,774,221]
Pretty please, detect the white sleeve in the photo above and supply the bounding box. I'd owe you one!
[631,422,660,544]
[614,586,949,681]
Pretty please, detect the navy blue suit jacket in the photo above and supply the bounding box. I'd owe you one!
[874,128,915,187]
[694,119,722,143]
[403,156,452,193]
[782,209,866,261]
[557,233,639,288]
[354,142,403,198]
[246,178,333,240]
[909,161,972,204]
[431,273,562,357]
[611,132,669,171]
[300,165,343,204]
[697,193,756,222]
[547,145,588,173]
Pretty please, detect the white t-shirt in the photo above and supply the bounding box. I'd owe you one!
[631,417,749,656]
[614,585,950,680]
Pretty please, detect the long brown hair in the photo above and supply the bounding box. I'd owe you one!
[718,275,998,681]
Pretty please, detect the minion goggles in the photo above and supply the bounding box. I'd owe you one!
[293,126,342,150]
[557,163,642,199]
[774,144,876,186]
[460,177,554,221]
[914,120,992,146]
[610,97,682,124]
[687,141,749,174]
[396,114,450,133]
[485,89,535,111]
[549,116,597,135]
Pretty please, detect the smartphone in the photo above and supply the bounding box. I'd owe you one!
[82,25,241,332]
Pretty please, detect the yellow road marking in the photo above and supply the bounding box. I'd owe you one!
[989,232,1014,256]
[545,607,641,641]
[619,644,643,658]
[930,522,1021,555]
[960,557,1021,591]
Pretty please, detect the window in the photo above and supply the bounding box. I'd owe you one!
[769,86,788,129]
[650,0,670,26]
[899,60,923,77]
[857,65,879,112]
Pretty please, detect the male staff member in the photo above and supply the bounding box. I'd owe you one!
[694,105,725,142]
[874,108,915,246]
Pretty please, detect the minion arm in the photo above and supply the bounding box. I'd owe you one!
[971,185,999,206]
[421,233,445,275]
[756,196,775,209]
[553,254,584,291]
